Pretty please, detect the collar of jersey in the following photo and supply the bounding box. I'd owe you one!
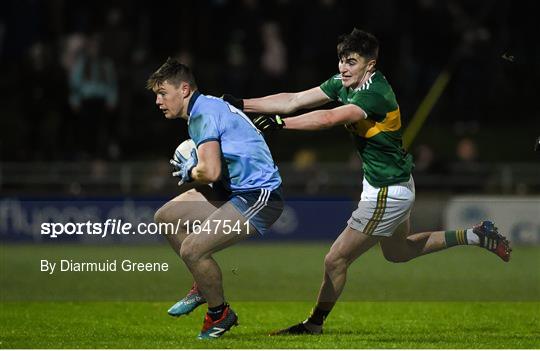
[353,71,377,92]
[187,90,202,117]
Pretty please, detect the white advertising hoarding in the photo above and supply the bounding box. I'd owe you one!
[445,196,540,245]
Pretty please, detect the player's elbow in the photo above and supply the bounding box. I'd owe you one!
[286,94,303,114]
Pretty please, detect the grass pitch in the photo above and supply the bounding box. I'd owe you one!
[1,301,539,348]
[1,243,539,348]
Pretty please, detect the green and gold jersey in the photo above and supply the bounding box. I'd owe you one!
[320,72,414,187]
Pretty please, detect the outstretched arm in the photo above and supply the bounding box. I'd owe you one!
[283,104,367,131]
[243,87,331,114]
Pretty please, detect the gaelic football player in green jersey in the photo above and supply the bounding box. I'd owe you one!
[224,28,511,334]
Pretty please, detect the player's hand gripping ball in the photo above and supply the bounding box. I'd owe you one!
[170,139,198,185]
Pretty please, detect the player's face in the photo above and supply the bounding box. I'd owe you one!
[153,81,184,119]
[338,53,375,89]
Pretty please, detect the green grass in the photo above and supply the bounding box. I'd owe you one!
[1,301,539,348]
[1,243,539,348]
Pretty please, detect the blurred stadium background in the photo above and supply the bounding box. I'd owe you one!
[1,0,539,348]
[1,0,539,239]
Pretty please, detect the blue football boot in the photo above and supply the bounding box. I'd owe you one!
[168,284,206,317]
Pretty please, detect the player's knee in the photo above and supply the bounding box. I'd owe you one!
[179,242,197,264]
[179,241,206,264]
[154,202,189,226]
[154,206,172,224]
[324,251,347,273]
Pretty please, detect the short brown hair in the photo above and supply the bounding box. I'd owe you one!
[146,57,197,90]
[337,28,379,61]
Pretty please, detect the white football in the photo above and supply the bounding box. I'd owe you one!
[174,139,197,162]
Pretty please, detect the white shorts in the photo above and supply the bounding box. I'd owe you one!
[348,176,415,237]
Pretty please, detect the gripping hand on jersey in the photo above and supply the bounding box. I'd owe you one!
[253,114,285,132]
[170,149,198,185]
[221,94,244,110]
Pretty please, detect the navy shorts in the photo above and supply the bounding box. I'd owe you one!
[229,188,283,235]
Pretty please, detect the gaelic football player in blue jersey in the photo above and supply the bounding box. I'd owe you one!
[147,58,283,339]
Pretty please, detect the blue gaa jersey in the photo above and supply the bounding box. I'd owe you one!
[187,91,282,193]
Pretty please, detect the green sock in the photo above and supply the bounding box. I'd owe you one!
[445,229,469,247]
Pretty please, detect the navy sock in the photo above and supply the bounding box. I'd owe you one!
[208,303,225,321]
[307,307,330,326]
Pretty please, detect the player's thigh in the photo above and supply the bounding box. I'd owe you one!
[348,177,414,238]
[379,218,411,254]
[155,185,225,225]
[181,201,256,259]
[327,225,381,266]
